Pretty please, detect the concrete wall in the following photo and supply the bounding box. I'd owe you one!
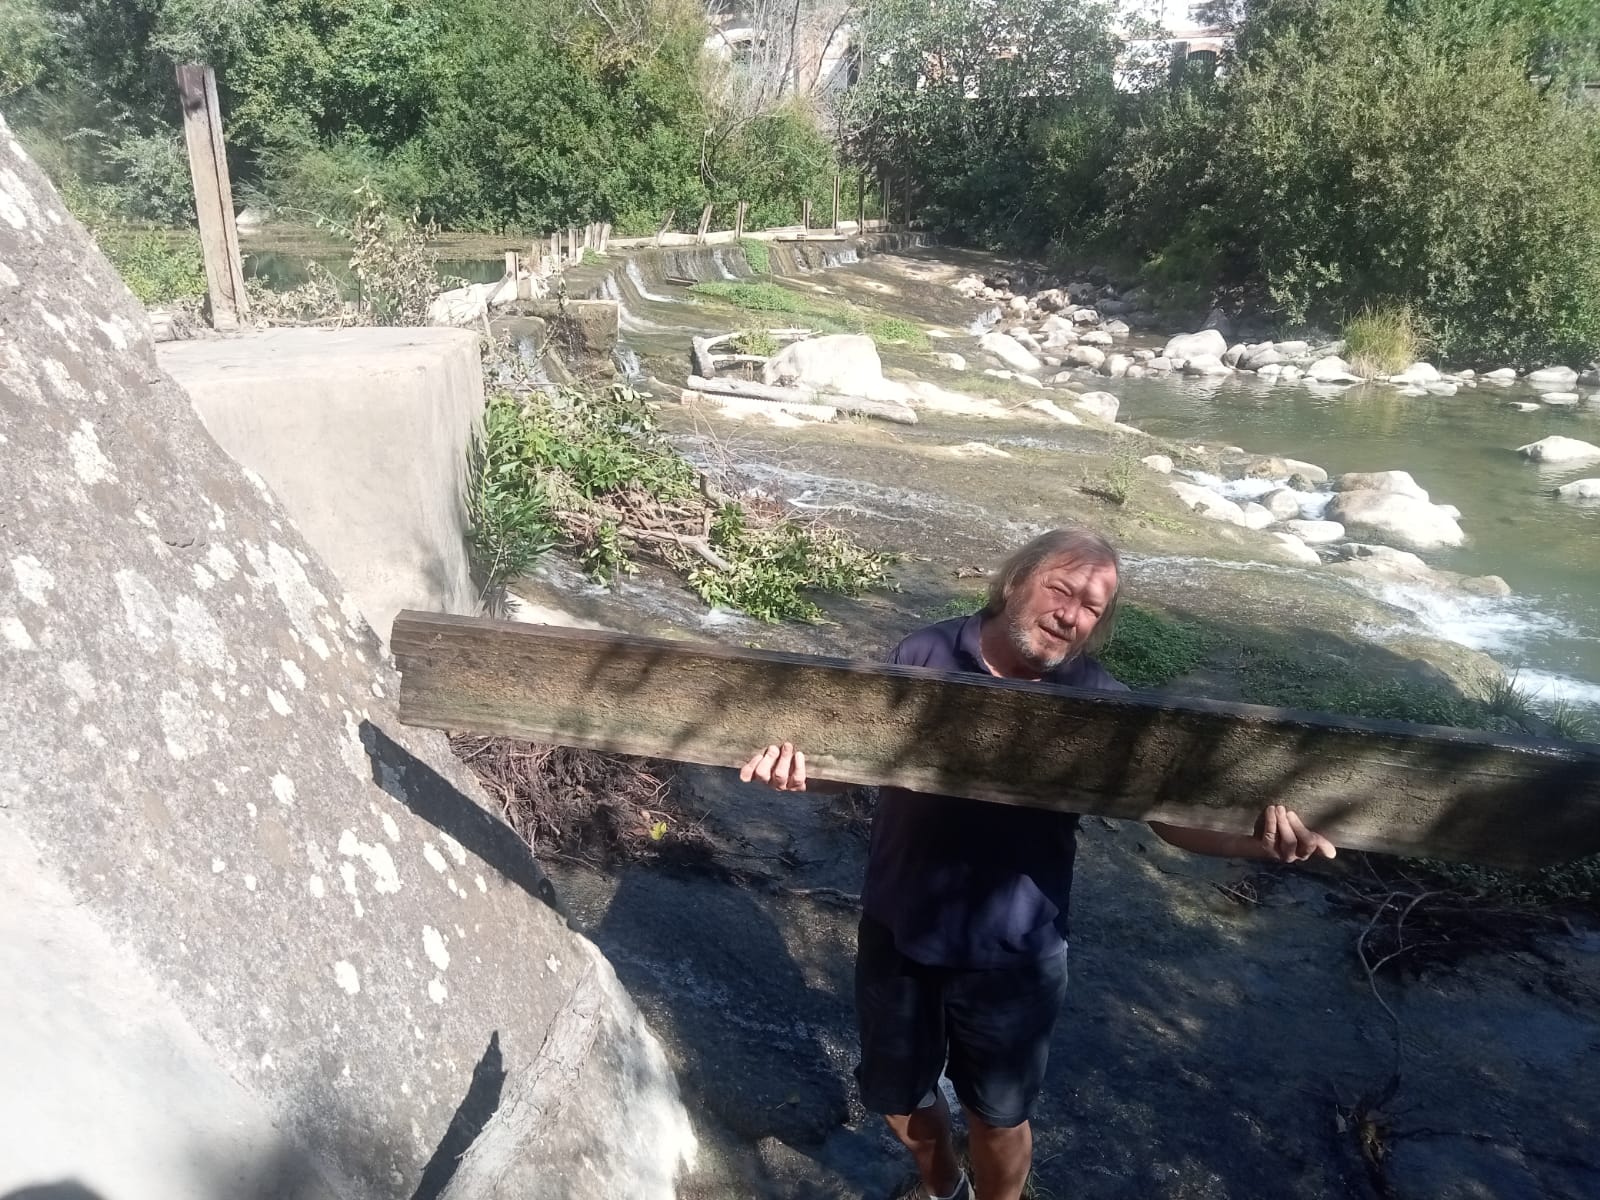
[159,327,485,644]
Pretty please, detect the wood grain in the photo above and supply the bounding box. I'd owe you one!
[391,611,1600,868]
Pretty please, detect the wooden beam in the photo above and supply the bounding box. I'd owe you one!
[857,175,866,232]
[832,174,842,233]
[696,203,714,245]
[801,198,813,233]
[734,201,747,241]
[175,64,248,330]
[391,614,1600,869]
[654,210,675,248]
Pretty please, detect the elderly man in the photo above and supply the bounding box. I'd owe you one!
[740,527,1335,1200]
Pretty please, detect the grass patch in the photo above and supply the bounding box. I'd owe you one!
[739,238,771,274]
[689,280,928,351]
[468,379,892,621]
[1343,302,1425,377]
[1080,441,1142,506]
[100,228,208,305]
[1099,604,1211,688]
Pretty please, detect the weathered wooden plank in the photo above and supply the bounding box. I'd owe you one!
[390,613,1600,869]
[175,64,248,330]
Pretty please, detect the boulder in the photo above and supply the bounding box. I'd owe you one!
[1079,330,1115,347]
[1182,354,1232,376]
[1256,363,1284,378]
[1244,347,1284,371]
[1241,502,1275,530]
[1334,470,1429,501]
[1141,454,1175,474]
[1279,365,1304,381]
[1101,354,1132,379]
[1202,307,1233,337]
[1033,289,1067,312]
[977,331,1044,373]
[1555,478,1600,499]
[1131,349,1156,362]
[933,351,968,371]
[1266,532,1323,566]
[1483,367,1518,382]
[1162,329,1228,362]
[1282,519,1347,545]
[1147,356,1174,372]
[1169,482,1248,526]
[1261,488,1306,520]
[1326,492,1465,550]
[1007,296,1030,315]
[0,124,694,1200]
[1306,355,1362,383]
[1026,398,1083,425]
[1540,392,1580,404]
[1124,364,1147,379]
[1424,381,1459,396]
[1273,340,1312,358]
[765,333,886,393]
[1387,362,1442,385]
[1066,345,1107,369]
[1071,308,1101,325]
[1074,391,1120,422]
[1040,314,1077,338]
[1223,343,1249,367]
[1330,544,1511,597]
[1526,366,1579,387]
[1516,436,1600,464]
[1510,401,1542,412]
[1282,458,1329,484]
[1436,504,1462,520]
[1104,319,1131,335]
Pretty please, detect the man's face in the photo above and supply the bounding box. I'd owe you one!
[1003,556,1118,671]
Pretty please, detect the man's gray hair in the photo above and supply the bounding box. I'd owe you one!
[983,526,1122,655]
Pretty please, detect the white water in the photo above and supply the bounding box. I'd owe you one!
[625,259,676,303]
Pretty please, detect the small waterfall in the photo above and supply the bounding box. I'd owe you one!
[625,258,675,303]
[711,248,739,279]
[967,306,1002,334]
[612,341,644,382]
[822,246,860,267]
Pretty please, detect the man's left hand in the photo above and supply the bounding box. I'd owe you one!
[1254,804,1337,862]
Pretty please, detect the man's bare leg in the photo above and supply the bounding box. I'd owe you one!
[965,1108,1032,1200]
[883,1090,963,1197]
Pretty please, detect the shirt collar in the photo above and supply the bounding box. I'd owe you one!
[961,611,1089,683]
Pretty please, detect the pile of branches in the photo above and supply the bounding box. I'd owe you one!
[451,734,690,862]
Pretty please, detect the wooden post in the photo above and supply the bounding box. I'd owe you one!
[832,174,842,234]
[549,232,560,263]
[800,198,812,233]
[695,202,714,245]
[734,201,748,240]
[390,614,1600,870]
[883,174,892,229]
[599,223,611,253]
[654,210,676,248]
[175,64,248,330]
[857,175,866,233]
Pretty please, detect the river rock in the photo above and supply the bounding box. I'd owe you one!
[1244,347,1284,371]
[1282,519,1346,544]
[1241,502,1275,530]
[1078,330,1113,347]
[1424,381,1459,396]
[1334,470,1429,501]
[1072,308,1101,325]
[1326,492,1465,550]
[1147,356,1174,372]
[1223,343,1249,367]
[1074,391,1120,422]
[1007,296,1031,314]
[1066,345,1107,368]
[1510,401,1541,412]
[0,125,695,1200]
[1516,436,1600,464]
[1101,354,1132,378]
[1033,288,1067,311]
[1182,354,1232,376]
[1306,355,1362,383]
[1388,362,1442,385]
[1555,478,1600,499]
[1484,368,1518,382]
[1142,454,1175,474]
[978,331,1043,373]
[1131,349,1156,362]
[1436,504,1461,519]
[1163,329,1228,362]
[983,368,1044,389]
[1261,488,1306,520]
[1169,482,1248,526]
[1105,319,1131,335]
[765,333,885,393]
[1026,398,1083,424]
[933,351,968,371]
[1266,531,1323,566]
[1125,364,1147,379]
[1279,365,1304,381]
[1282,458,1329,483]
[1257,363,1284,378]
[1526,366,1578,387]
[1540,392,1580,404]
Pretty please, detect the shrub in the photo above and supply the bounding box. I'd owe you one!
[98,229,208,305]
[1343,303,1425,377]
[739,238,771,274]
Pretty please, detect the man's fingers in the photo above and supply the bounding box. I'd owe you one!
[792,750,807,792]
[774,743,795,790]
[1272,806,1298,862]
[738,752,761,783]
[749,744,780,784]
[1284,809,1318,862]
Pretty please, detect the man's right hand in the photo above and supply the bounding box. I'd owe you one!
[740,742,808,791]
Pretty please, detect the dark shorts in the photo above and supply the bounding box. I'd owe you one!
[853,915,1069,1129]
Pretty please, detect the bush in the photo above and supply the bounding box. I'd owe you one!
[99,229,208,306]
[1343,303,1425,377]
[739,238,771,274]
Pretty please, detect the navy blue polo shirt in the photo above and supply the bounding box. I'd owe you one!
[861,613,1128,969]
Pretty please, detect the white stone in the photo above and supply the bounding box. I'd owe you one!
[1540,392,1580,404]
[1222,343,1248,367]
[1141,454,1174,474]
[1169,482,1248,526]
[1146,356,1173,372]
[1424,381,1458,396]
[1325,492,1465,550]
[1241,502,1275,530]
[932,352,967,371]
[1101,354,1132,378]
[1073,391,1120,422]
[1516,436,1600,464]
[1306,355,1361,383]
[1282,458,1329,483]
[1555,478,1600,499]
[1484,367,1517,381]
[1065,345,1106,369]
[947,441,1012,458]
[1266,532,1322,566]
[765,333,886,393]
[1181,354,1231,376]
[1260,488,1305,521]
[1281,519,1346,545]
[1526,366,1578,387]
[1079,331,1114,347]
[1387,362,1442,385]
[977,332,1043,373]
[1162,329,1228,362]
[1024,398,1082,425]
[1278,365,1304,381]
[1334,470,1429,501]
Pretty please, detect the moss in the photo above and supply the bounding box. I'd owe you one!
[1099,604,1211,688]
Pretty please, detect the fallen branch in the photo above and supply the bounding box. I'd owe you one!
[619,525,732,572]
[821,393,919,425]
[681,389,839,423]
[687,375,820,404]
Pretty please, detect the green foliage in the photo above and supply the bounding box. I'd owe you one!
[1099,605,1211,688]
[739,238,771,275]
[690,281,810,315]
[865,316,929,350]
[99,228,208,305]
[468,381,890,618]
[341,187,439,325]
[1343,303,1426,377]
[689,506,894,623]
[690,282,929,351]
[732,329,779,357]
[1080,441,1142,506]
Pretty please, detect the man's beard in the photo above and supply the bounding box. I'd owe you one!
[1008,609,1076,672]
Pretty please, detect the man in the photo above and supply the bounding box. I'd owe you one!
[740,527,1335,1200]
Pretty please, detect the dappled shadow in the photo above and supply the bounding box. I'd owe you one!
[411,1032,507,1200]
